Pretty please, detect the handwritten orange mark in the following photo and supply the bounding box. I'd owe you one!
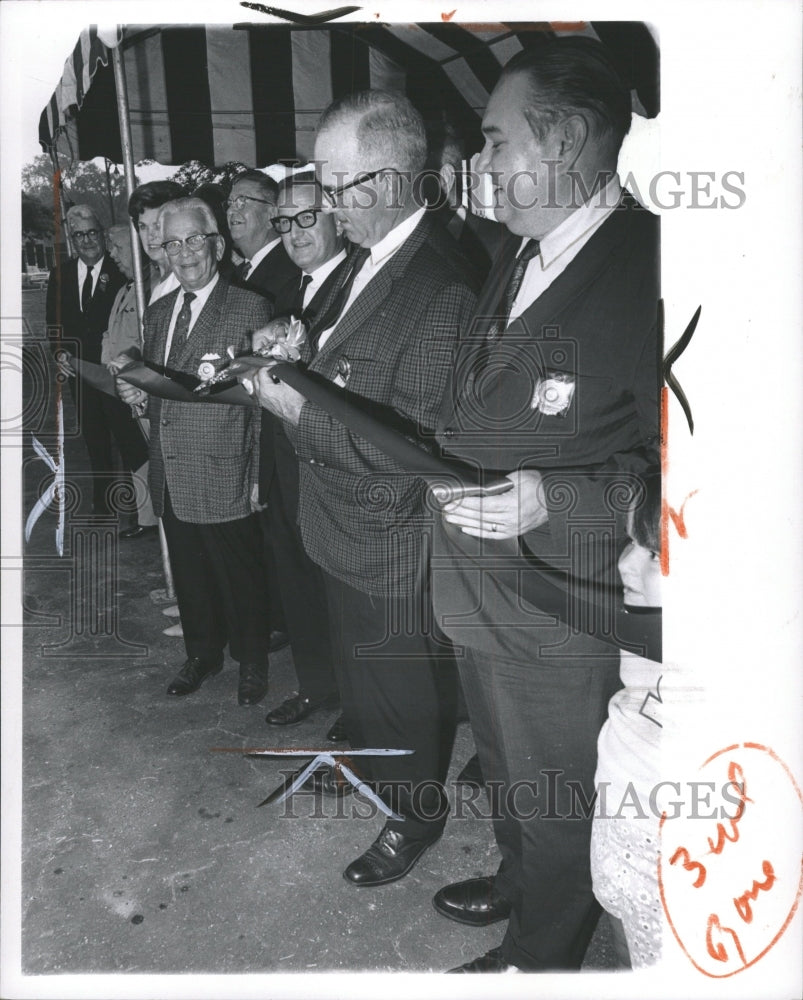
[441,9,456,20]
[660,386,699,575]
[659,743,803,978]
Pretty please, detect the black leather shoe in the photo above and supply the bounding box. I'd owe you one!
[268,629,290,652]
[119,524,158,539]
[343,825,441,887]
[433,876,512,926]
[454,753,484,789]
[238,662,268,706]
[326,714,348,743]
[448,947,512,973]
[265,692,338,726]
[166,657,223,697]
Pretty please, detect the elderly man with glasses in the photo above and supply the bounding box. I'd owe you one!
[117,197,273,707]
[251,91,478,887]
[46,204,126,518]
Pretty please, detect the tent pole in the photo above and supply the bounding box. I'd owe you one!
[111,37,176,604]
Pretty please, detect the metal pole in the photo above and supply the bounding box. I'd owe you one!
[111,36,175,603]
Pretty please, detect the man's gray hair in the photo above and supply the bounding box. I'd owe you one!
[105,223,130,241]
[158,197,219,234]
[66,204,101,229]
[318,90,428,175]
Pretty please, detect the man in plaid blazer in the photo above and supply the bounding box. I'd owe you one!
[118,197,273,707]
[253,91,477,886]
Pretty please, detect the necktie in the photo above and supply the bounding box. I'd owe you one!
[167,291,196,367]
[290,273,313,321]
[81,265,94,313]
[240,260,252,282]
[498,238,541,331]
[309,246,370,350]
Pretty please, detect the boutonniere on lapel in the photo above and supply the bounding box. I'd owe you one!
[98,273,110,293]
[531,371,576,417]
[197,350,228,384]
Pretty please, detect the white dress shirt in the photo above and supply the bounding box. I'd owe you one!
[163,273,220,364]
[317,206,426,349]
[507,177,623,325]
[77,256,104,308]
[300,248,346,308]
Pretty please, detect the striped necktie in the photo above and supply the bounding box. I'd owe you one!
[167,291,196,367]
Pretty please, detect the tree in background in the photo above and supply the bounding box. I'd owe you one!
[22,193,55,242]
[22,154,138,227]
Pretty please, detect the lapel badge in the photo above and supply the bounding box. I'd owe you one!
[336,356,352,387]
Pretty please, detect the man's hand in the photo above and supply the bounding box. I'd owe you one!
[252,366,306,426]
[115,377,148,408]
[439,469,549,539]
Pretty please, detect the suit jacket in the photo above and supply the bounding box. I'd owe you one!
[257,259,349,502]
[237,240,300,307]
[46,254,126,363]
[428,204,507,288]
[437,194,660,593]
[143,277,271,524]
[291,215,477,598]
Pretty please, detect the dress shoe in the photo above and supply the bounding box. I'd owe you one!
[119,524,158,539]
[238,662,269,706]
[448,947,516,973]
[343,825,441,887]
[264,692,336,726]
[268,629,290,652]
[433,876,512,926]
[326,714,349,743]
[454,753,484,789]
[166,657,223,696]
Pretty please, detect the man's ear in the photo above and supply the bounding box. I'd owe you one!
[439,162,456,199]
[556,114,588,169]
[213,235,226,262]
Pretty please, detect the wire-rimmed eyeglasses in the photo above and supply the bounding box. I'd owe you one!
[321,167,399,207]
[225,194,274,211]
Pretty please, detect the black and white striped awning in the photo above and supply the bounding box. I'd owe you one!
[39,21,658,168]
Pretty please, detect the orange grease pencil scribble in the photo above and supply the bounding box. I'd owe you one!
[441,9,456,20]
[660,385,698,575]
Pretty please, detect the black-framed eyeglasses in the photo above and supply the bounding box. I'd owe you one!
[224,194,274,211]
[72,229,101,242]
[321,167,398,207]
[160,233,218,256]
[271,209,321,234]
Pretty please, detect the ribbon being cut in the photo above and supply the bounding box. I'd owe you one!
[64,332,660,662]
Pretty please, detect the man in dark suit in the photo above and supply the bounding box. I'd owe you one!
[252,91,477,886]
[227,169,300,653]
[117,197,273,706]
[430,40,660,972]
[258,171,347,730]
[46,204,126,517]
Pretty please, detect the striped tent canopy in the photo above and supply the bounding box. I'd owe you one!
[39,21,658,169]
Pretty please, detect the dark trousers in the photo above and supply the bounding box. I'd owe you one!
[323,572,457,840]
[161,489,270,666]
[458,638,621,971]
[261,427,337,703]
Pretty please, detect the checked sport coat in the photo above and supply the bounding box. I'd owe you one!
[289,214,478,598]
[143,276,271,524]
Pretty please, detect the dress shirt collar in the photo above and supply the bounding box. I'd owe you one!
[247,236,283,274]
[305,248,346,288]
[368,205,427,269]
[533,176,622,269]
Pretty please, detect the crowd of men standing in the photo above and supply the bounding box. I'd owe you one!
[46,37,659,973]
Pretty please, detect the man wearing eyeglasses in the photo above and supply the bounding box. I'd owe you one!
[258,172,346,734]
[117,197,273,708]
[251,91,477,887]
[46,204,126,518]
[226,171,299,305]
[227,169,301,658]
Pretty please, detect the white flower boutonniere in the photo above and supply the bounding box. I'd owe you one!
[531,371,576,417]
[98,273,110,292]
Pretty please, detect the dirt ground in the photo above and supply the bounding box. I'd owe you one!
[16,286,618,981]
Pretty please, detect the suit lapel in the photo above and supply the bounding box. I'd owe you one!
[150,288,180,367]
[316,216,433,359]
[175,279,228,364]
